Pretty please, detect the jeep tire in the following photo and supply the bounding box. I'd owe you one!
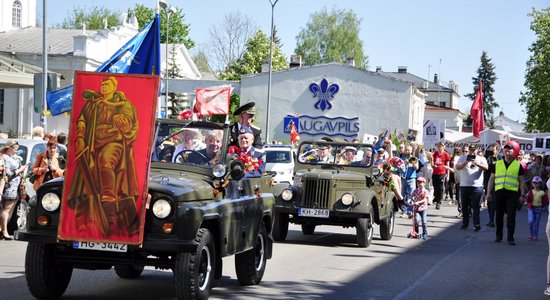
[301,223,316,235]
[114,265,145,279]
[379,208,395,240]
[25,242,73,299]
[235,222,267,285]
[174,228,215,300]
[356,207,373,247]
[273,212,289,241]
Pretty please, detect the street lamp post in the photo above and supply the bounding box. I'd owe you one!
[159,0,177,118]
[265,0,278,144]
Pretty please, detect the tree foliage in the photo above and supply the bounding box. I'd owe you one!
[295,8,368,68]
[192,50,211,73]
[167,45,187,119]
[220,29,287,81]
[203,11,259,73]
[56,6,120,29]
[464,51,499,128]
[519,8,550,132]
[132,4,194,49]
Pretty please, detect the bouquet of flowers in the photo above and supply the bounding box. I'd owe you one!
[228,146,262,172]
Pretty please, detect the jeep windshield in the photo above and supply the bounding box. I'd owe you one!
[152,120,227,168]
[297,141,374,167]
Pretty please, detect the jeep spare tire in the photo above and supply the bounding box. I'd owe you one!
[273,212,289,241]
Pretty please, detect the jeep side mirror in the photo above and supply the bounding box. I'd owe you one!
[230,160,245,180]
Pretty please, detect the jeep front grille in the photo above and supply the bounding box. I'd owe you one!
[302,179,331,209]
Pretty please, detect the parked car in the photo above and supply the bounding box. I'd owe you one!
[0,138,47,234]
[264,144,295,184]
[273,139,397,248]
[15,119,285,299]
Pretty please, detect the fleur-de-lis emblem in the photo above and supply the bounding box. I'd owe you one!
[309,78,339,111]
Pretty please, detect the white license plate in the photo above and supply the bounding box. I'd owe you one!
[298,208,330,218]
[73,241,127,253]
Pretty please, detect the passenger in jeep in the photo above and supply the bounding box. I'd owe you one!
[185,130,223,165]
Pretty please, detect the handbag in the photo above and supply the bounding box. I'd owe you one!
[28,172,38,184]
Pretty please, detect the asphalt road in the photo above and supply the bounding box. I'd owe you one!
[0,201,548,300]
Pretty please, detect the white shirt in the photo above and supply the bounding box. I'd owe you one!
[456,155,487,187]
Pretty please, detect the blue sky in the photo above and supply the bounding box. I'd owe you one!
[39,0,549,122]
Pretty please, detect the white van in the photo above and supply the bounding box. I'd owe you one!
[264,145,295,184]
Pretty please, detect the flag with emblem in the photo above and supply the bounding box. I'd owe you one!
[193,85,231,117]
[47,14,161,116]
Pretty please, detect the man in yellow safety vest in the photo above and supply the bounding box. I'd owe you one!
[485,141,526,246]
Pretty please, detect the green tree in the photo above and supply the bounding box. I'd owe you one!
[295,8,368,68]
[220,29,287,81]
[192,50,212,73]
[519,8,550,132]
[464,51,498,128]
[132,4,194,48]
[56,6,120,29]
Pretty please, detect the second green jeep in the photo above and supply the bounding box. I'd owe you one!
[273,140,397,247]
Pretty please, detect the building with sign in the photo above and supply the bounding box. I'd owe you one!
[239,62,428,143]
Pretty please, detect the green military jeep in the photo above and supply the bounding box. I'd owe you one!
[273,140,397,247]
[15,119,281,300]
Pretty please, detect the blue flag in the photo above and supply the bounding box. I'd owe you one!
[373,129,389,153]
[47,14,161,116]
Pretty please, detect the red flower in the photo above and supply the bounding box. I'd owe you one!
[179,110,193,120]
[228,146,241,155]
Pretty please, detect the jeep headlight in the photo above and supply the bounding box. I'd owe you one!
[152,199,172,219]
[341,193,354,206]
[281,189,293,201]
[41,192,61,212]
[212,163,226,178]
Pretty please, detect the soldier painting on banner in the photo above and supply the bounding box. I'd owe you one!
[58,71,159,245]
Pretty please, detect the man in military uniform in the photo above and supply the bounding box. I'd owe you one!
[237,127,266,178]
[229,102,263,148]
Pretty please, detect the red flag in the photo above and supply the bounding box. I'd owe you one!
[470,81,484,138]
[290,120,299,143]
[193,86,231,117]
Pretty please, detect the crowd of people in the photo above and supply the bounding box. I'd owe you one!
[0,126,66,240]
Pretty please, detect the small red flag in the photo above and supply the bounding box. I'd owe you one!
[290,120,299,143]
[193,86,231,117]
[470,81,484,138]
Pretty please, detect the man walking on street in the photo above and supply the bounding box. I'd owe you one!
[485,141,527,246]
[456,144,488,231]
[432,142,451,210]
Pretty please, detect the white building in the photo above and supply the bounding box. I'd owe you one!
[239,63,428,143]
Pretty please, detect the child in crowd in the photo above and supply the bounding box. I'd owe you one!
[411,176,429,239]
[526,176,548,241]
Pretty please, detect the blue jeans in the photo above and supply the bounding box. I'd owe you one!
[415,209,427,234]
[460,186,484,228]
[401,178,416,214]
[528,206,543,239]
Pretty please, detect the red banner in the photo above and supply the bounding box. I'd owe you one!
[58,71,159,245]
[470,81,484,138]
[193,86,230,117]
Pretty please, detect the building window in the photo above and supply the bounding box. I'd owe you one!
[0,90,4,124]
[12,1,22,27]
[439,102,447,108]
[426,101,435,106]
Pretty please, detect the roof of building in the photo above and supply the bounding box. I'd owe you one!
[493,111,525,132]
[378,70,455,93]
[424,103,461,112]
[0,27,97,55]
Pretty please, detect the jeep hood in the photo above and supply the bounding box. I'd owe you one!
[148,168,214,200]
